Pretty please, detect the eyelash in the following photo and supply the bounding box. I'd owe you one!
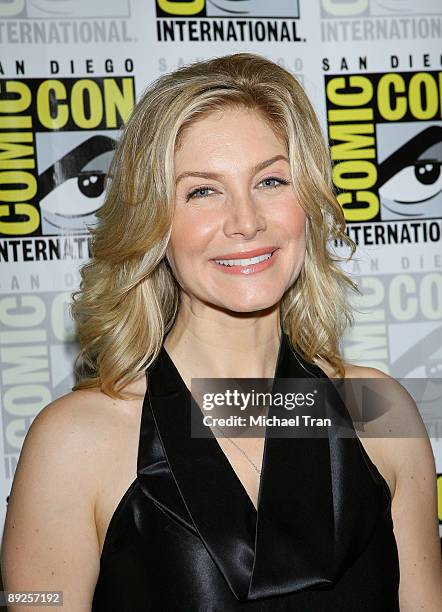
[185,176,290,202]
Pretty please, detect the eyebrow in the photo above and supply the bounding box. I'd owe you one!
[175,154,289,185]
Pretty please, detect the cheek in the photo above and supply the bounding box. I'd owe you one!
[278,205,307,276]
[167,210,214,269]
[275,200,306,240]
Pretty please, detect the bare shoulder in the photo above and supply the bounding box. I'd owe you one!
[19,381,145,474]
[340,361,428,439]
[315,356,425,424]
[29,368,145,454]
[315,359,404,501]
[320,359,433,499]
[337,369,442,608]
[8,387,121,499]
[299,362,441,604]
[1,377,146,609]
[314,356,389,381]
[341,361,386,379]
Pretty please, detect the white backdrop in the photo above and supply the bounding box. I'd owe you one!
[0,0,441,547]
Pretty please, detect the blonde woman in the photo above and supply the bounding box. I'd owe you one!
[2,53,441,611]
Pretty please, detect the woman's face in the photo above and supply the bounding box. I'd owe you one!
[166,106,306,313]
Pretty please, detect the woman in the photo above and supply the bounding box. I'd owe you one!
[2,53,441,611]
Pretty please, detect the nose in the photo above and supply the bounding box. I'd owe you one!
[222,189,266,239]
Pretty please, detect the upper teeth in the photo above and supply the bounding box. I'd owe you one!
[214,252,273,266]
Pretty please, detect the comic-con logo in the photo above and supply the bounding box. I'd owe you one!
[325,71,442,223]
[155,0,303,43]
[0,77,135,237]
[156,0,299,18]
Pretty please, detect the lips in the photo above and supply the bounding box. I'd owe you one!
[210,248,279,275]
[210,246,278,260]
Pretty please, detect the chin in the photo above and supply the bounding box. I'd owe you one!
[218,297,280,314]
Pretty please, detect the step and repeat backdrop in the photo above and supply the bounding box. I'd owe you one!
[0,0,441,544]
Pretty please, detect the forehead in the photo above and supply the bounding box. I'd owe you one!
[175,107,285,161]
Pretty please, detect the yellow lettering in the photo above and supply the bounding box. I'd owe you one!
[71,79,103,129]
[336,190,379,221]
[0,133,34,170]
[37,80,68,130]
[0,204,39,234]
[409,73,438,120]
[437,476,442,522]
[328,107,374,122]
[0,116,31,129]
[333,160,377,190]
[377,74,406,121]
[103,77,135,127]
[0,170,37,201]
[157,0,204,15]
[329,124,375,160]
[440,73,442,119]
[0,81,31,114]
[326,75,373,107]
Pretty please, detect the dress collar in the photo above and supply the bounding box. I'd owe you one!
[139,330,388,601]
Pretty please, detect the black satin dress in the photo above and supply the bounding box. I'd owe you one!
[92,331,400,611]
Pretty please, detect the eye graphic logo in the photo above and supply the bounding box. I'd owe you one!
[38,135,116,235]
[378,126,442,221]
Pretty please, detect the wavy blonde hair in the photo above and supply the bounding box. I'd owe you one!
[70,52,360,399]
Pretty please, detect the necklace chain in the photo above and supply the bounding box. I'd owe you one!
[211,385,268,476]
[213,425,262,474]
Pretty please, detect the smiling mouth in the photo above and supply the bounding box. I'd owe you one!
[213,251,276,267]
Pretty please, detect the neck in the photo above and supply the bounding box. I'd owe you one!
[164,295,283,380]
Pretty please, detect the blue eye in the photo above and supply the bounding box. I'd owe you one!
[186,186,214,200]
[260,177,290,189]
[185,176,290,202]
